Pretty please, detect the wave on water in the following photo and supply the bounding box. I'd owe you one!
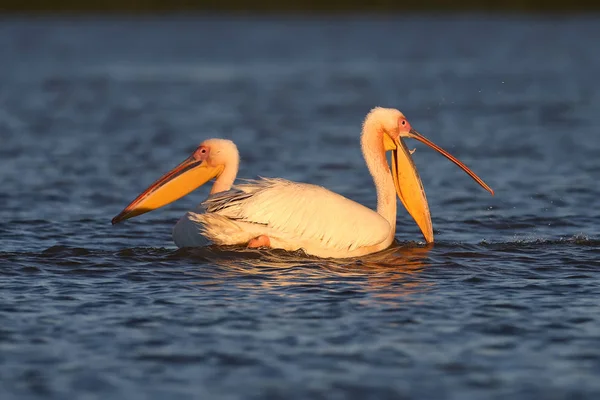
[479,234,600,248]
[1,234,597,271]
[2,233,598,258]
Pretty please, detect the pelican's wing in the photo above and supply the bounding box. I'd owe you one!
[201,178,390,251]
[202,189,253,214]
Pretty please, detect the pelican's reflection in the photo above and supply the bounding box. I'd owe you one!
[179,241,433,301]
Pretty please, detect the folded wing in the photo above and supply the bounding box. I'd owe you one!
[202,178,390,251]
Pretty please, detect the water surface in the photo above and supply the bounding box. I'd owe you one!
[1,15,599,399]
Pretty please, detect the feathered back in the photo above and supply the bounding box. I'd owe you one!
[201,177,390,252]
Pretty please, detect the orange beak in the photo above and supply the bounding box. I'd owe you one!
[407,128,494,196]
[384,129,493,243]
[111,155,223,224]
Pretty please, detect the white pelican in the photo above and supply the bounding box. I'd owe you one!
[112,107,493,258]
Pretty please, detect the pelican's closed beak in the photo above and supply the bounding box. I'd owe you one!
[385,129,493,243]
[111,155,223,225]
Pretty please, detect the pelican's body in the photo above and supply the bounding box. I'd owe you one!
[175,178,393,258]
[112,107,493,258]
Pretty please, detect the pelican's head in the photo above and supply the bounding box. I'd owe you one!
[368,107,493,243]
[111,138,239,225]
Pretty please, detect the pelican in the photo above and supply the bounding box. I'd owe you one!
[112,107,493,258]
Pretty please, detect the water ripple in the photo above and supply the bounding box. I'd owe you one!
[2,15,600,400]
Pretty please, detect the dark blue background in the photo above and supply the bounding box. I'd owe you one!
[1,16,599,399]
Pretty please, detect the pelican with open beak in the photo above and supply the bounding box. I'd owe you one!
[112,107,493,258]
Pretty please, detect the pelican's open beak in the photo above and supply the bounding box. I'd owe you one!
[111,155,223,225]
[385,129,493,243]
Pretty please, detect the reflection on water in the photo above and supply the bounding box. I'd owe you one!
[180,242,433,302]
[2,15,600,400]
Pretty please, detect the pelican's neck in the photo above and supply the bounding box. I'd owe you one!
[210,156,239,194]
[361,115,397,238]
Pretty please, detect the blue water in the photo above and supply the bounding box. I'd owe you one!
[1,15,600,399]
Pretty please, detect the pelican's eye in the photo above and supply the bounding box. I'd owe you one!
[194,146,211,160]
[398,117,412,133]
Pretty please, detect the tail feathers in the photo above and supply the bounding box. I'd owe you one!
[187,212,311,253]
[188,212,256,246]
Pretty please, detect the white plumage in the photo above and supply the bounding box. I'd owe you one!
[113,108,493,259]
[172,208,211,248]
[181,178,391,258]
